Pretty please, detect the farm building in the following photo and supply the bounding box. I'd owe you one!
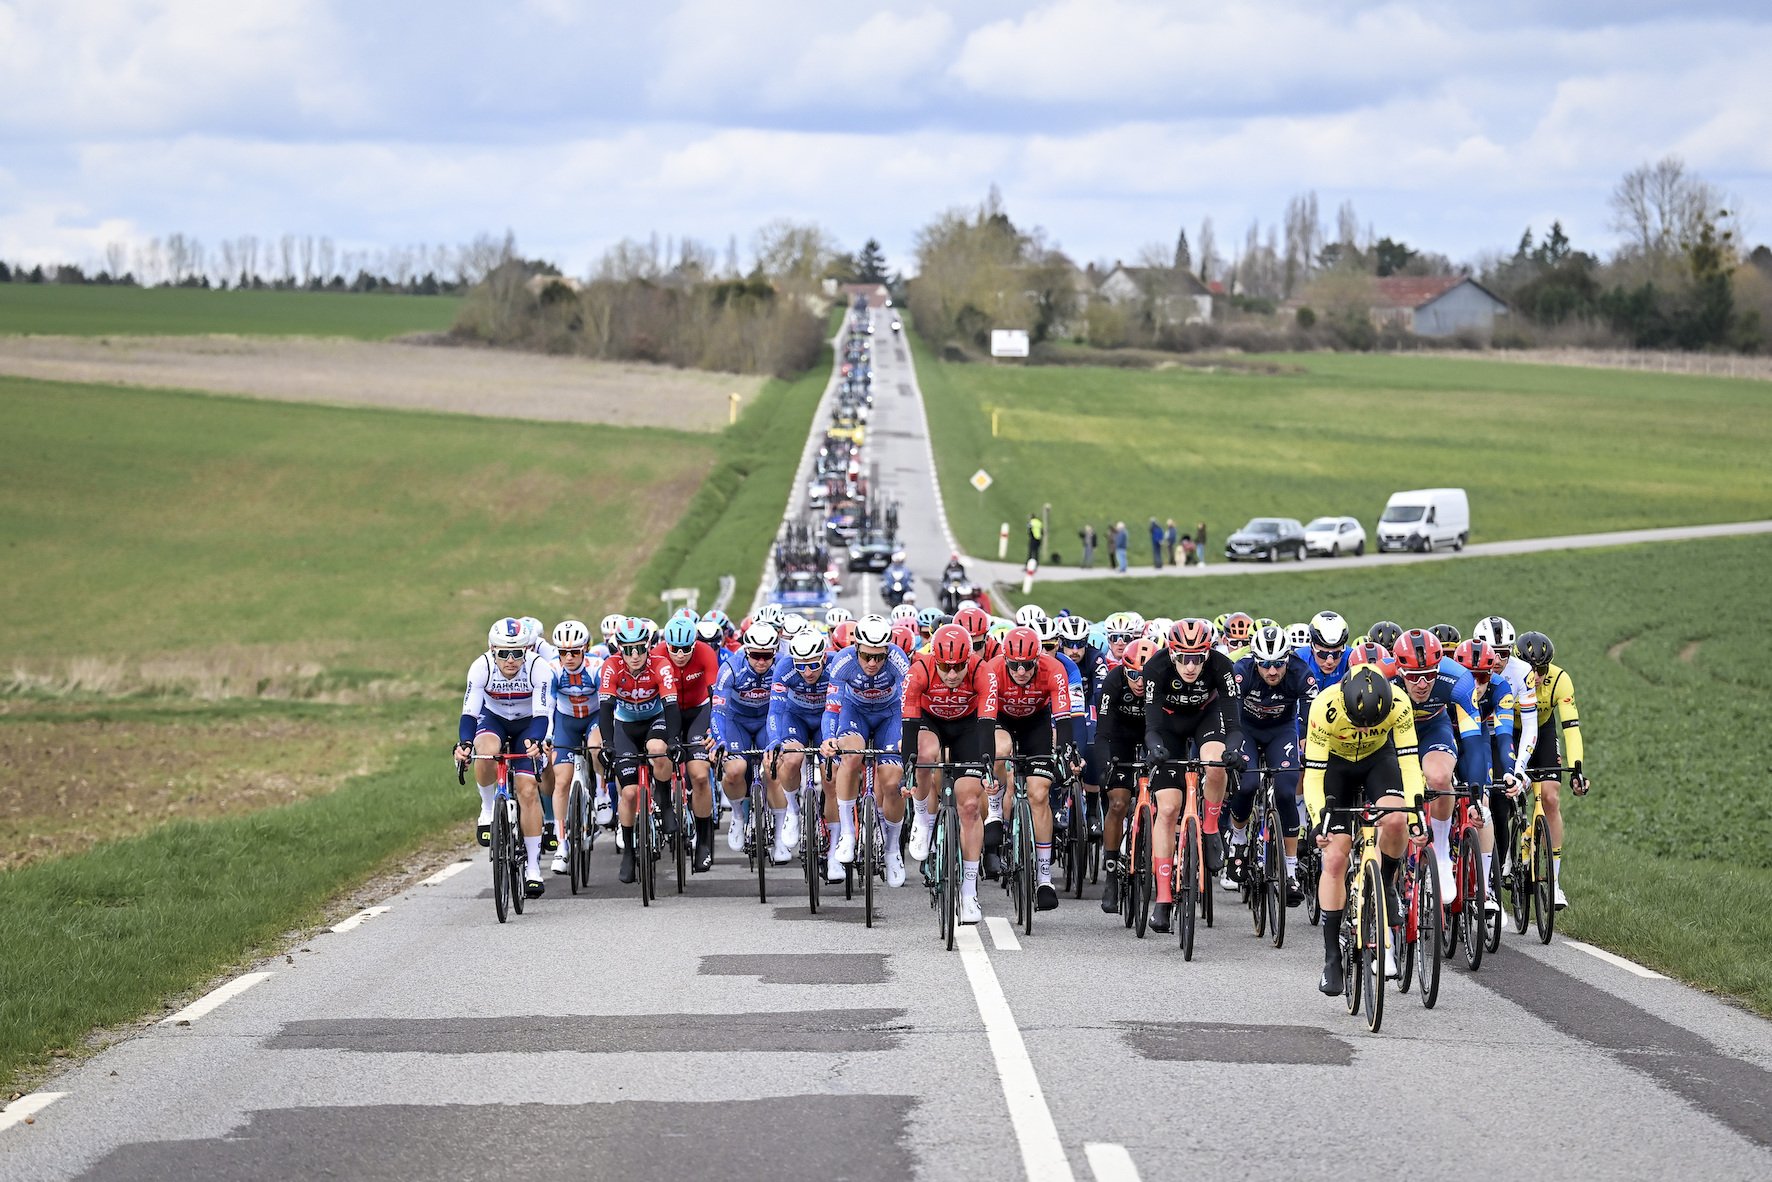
[1370,276,1508,337]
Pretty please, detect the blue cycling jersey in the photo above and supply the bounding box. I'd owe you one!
[1232,654,1319,731]
[1397,657,1490,785]
[768,652,834,745]
[711,648,772,745]
[1295,645,1349,689]
[820,645,911,742]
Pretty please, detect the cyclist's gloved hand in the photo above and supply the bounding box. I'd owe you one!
[1220,748,1249,773]
[1145,744,1168,767]
[1570,760,1589,796]
[1059,743,1081,769]
[1501,771,1522,794]
[453,741,472,766]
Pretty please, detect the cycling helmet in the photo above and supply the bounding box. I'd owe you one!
[1250,625,1291,663]
[518,616,545,648]
[672,606,698,621]
[704,609,733,634]
[1212,612,1230,639]
[1393,628,1443,673]
[780,613,809,638]
[1368,620,1404,650]
[1144,617,1173,642]
[614,617,650,647]
[551,620,590,650]
[639,617,659,643]
[598,613,624,640]
[1516,631,1554,669]
[1453,639,1497,682]
[889,604,917,623]
[1125,611,1146,634]
[854,615,893,649]
[1056,615,1091,644]
[831,620,856,649]
[1348,640,1398,679]
[930,623,971,664]
[953,605,991,640]
[696,616,724,643]
[892,622,917,653]
[1309,611,1350,649]
[488,617,526,650]
[826,607,853,627]
[1004,626,1042,663]
[662,615,698,649]
[916,606,942,632]
[1342,666,1393,729]
[1428,623,1462,647]
[1254,616,1279,635]
[1122,638,1159,674]
[1033,615,1059,646]
[788,630,827,662]
[1472,615,1515,653]
[1088,621,1108,649]
[1286,622,1312,650]
[1014,604,1048,628]
[757,604,785,627]
[742,621,779,652]
[1223,612,1256,646]
[1102,611,1133,638]
[1168,617,1214,654]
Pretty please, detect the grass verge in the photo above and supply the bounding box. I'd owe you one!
[1007,533,1772,1013]
[0,284,461,339]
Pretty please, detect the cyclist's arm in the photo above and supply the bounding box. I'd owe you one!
[1451,671,1491,786]
[1553,668,1584,769]
[1511,667,1539,776]
[459,657,488,745]
[1390,692,1427,811]
[1301,695,1330,828]
[1490,685,1517,774]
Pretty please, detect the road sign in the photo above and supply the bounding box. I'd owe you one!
[970,469,993,492]
[990,329,1029,358]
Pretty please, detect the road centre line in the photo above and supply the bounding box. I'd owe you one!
[1564,939,1668,979]
[160,972,274,1024]
[330,906,390,933]
[420,860,472,886]
[955,925,1074,1182]
[0,1092,67,1133]
[1084,1142,1142,1182]
[984,916,1022,951]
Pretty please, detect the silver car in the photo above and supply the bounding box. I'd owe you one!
[1304,516,1366,557]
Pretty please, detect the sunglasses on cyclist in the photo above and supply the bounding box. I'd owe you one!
[557,647,585,658]
[1041,640,1060,652]
[619,643,649,656]
[1176,652,1206,666]
[857,649,888,663]
[1107,631,1135,643]
[794,660,824,673]
[970,637,986,651]
[936,661,967,674]
[1402,670,1438,683]
[667,643,695,655]
[1006,659,1038,673]
[1256,658,1288,670]
[492,648,527,660]
[1313,647,1345,663]
[745,648,775,661]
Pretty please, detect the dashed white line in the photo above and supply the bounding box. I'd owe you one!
[0,1092,66,1132]
[984,916,1022,951]
[1084,1142,1142,1182]
[330,906,390,933]
[955,925,1074,1182]
[420,860,473,886]
[1564,939,1668,979]
[159,971,274,1024]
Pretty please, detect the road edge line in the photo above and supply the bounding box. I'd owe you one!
[420,860,472,886]
[160,971,274,1024]
[330,906,391,933]
[0,1092,67,1133]
[984,915,1023,951]
[1084,1142,1142,1182]
[1564,939,1668,979]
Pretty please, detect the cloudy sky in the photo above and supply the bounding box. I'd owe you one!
[3,0,1768,277]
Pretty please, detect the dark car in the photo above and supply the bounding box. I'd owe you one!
[1224,517,1308,562]
[848,532,895,572]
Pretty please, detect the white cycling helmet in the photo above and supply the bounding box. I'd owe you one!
[1143,616,1172,642]
[1286,622,1312,650]
[788,630,828,662]
[551,619,590,649]
[488,617,526,650]
[743,622,779,652]
[825,606,854,627]
[519,616,545,648]
[889,603,918,623]
[854,615,893,648]
[756,604,786,627]
[696,616,724,643]
[901,589,917,605]
[599,613,624,640]
[1472,615,1516,651]
[1124,611,1146,634]
[1056,615,1091,643]
[1308,610,1350,649]
[1014,604,1047,627]
[1033,616,1058,644]
[780,613,810,637]
[1250,624,1291,663]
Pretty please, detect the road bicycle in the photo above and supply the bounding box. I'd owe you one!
[1232,762,1289,950]
[1435,781,1496,970]
[833,748,899,928]
[458,750,533,924]
[728,747,775,903]
[798,755,829,914]
[995,754,1045,937]
[1505,767,1574,944]
[1326,802,1423,1034]
[564,747,599,896]
[1394,823,1442,1009]
[1107,758,1156,938]
[917,761,971,951]
[1149,755,1229,961]
[1056,767,1097,899]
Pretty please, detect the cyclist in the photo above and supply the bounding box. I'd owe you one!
[1392,629,1489,904]
[1297,611,1352,688]
[826,606,854,630]
[599,613,624,649]
[901,622,992,922]
[1285,622,1312,651]
[714,622,784,856]
[1473,615,1538,866]
[1143,618,1248,935]
[521,616,557,663]
[821,616,912,886]
[1349,640,1398,677]
[981,625,1081,911]
[954,604,1002,663]
[916,606,943,644]
[1221,612,1256,658]
[1303,665,1427,996]
[1368,619,1404,651]
[598,617,681,886]
[1455,638,1515,919]
[1518,631,1589,910]
[1227,624,1318,902]
[1095,638,1157,913]
[456,617,551,899]
[655,614,722,872]
[543,620,601,876]
[763,628,835,864]
[1429,623,1462,648]
[1056,613,1108,836]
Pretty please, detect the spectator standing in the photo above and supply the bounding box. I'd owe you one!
[1026,513,1044,564]
[1148,517,1164,569]
[1164,518,1178,565]
[1195,519,1209,566]
[1078,522,1097,568]
[1113,521,1129,573]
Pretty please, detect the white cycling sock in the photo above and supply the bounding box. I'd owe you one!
[915,796,933,821]
[839,797,857,840]
[962,860,980,898]
[1036,844,1052,884]
[1430,817,1451,858]
[523,836,541,876]
[883,818,903,855]
[1285,855,1298,877]
[1481,851,1493,883]
[477,784,497,814]
[771,806,788,833]
[1229,822,1248,847]
[1553,854,1562,885]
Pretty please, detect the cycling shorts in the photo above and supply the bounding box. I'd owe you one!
[1233,726,1302,837]
[832,705,903,765]
[610,715,671,786]
[676,702,712,763]
[550,712,597,767]
[773,708,823,748]
[1414,712,1458,760]
[1149,700,1233,791]
[1527,725,1563,783]
[1099,736,1144,792]
[996,707,1056,781]
[918,713,986,778]
[475,710,539,778]
[1316,738,1406,836]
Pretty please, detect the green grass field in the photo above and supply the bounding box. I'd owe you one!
[911,333,1772,556]
[0,284,461,338]
[1010,533,1772,1013]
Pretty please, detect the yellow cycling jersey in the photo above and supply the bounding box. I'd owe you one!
[1531,662,1584,768]
[1302,682,1426,823]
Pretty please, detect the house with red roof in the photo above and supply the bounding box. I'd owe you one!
[1370,275,1509,337]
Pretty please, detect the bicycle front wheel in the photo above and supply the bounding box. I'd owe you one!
[1417,852,1442,1009]
[1362,863,1386,1033]
[942,805,960,951]
[508,801,526,916]
[638,802,655,906]
[753,783,769,904]
[491,797,511,924]
[1069,786,1089,899]
[861,795,878,928]
[1179,816,1199,961]
[1459,830,1484,970]
[803,788,821,915]
[567,782,586,896]
[1266,809,1286,949]
[1133,805,1153,939]
[1508,817,1531,935]
[1533,815,1555,944]
[1016,797,1035,937]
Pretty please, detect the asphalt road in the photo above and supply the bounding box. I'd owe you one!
[7,320,1772,1180]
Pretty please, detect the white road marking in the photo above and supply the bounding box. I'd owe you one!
[984,916,1022,951]
[159,972,274,1024]
[420,860,473,886]
[955,925,1075,1182]
[330,906,390,933]
[1084,1142,1142,1182]
[1564,939,1668,979]
[0,1092,66,1132]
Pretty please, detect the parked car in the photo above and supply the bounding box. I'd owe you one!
[1304,515,1366,557]
[1375,488,1470,553]
[1224,517,1308,562]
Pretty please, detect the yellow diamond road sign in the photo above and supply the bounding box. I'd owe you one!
[969,469,992,492]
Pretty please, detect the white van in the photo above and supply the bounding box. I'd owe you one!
[1376,488,1470,553]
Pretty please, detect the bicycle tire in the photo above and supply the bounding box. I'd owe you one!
[1343,897,1361,1017]
[933,805,950,942]
[508,800,526,916]
[1133,804,1153,939]
[674,796,687,896]
[1303,846,1322,927]
[1363,864,1385,1033]
[1533,814,1555,944]
[1016,796,1035,937]
[1249,828,1266,938]
[1266,807,1286,949]
[1417,852,1442,1009]
[804,788,821,915]
[638,797,655,906]
[1460,830,1485,970]
[567,782,585,896]
[1397,861,1415,996]
[943,803,960,951]
[861,794,877,928]
[1484,850,1503,955]
[1069,785,1089,899]
[1179,816,1199,961]
[1508,814,1531,935]
[491,796,511,924]
[1120,857,1136,929]
[753,782,769,904]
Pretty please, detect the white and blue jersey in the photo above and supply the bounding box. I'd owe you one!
[1399,657,1491,786]
[712,648,773,751]
[822,645,911,759]
[460,651,549,775]
[545,656,603,764]
[768,652,833,746]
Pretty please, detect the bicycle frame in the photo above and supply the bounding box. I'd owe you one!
[1325,802,1422,1034]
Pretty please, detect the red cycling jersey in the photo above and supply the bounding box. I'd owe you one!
[598,653,678,714]
[652,639,720,710]
[979,652,1071,721]
[902,651,986,721]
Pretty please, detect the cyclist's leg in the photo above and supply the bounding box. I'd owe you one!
[1225,731,1262,865]
[1529,725,1565,894]
[1264,730,1303,873]
[1197,707,1231,833]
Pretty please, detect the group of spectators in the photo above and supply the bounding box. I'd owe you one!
[1021,512,1211,573]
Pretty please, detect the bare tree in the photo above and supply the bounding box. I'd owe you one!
[241,235,259,285]
[1197,216,1217,284]
[218,239,239,286]
[299,235,315,284]
[1609,155,1723,263]
[103,242,127,279]
[317,237,336,283]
